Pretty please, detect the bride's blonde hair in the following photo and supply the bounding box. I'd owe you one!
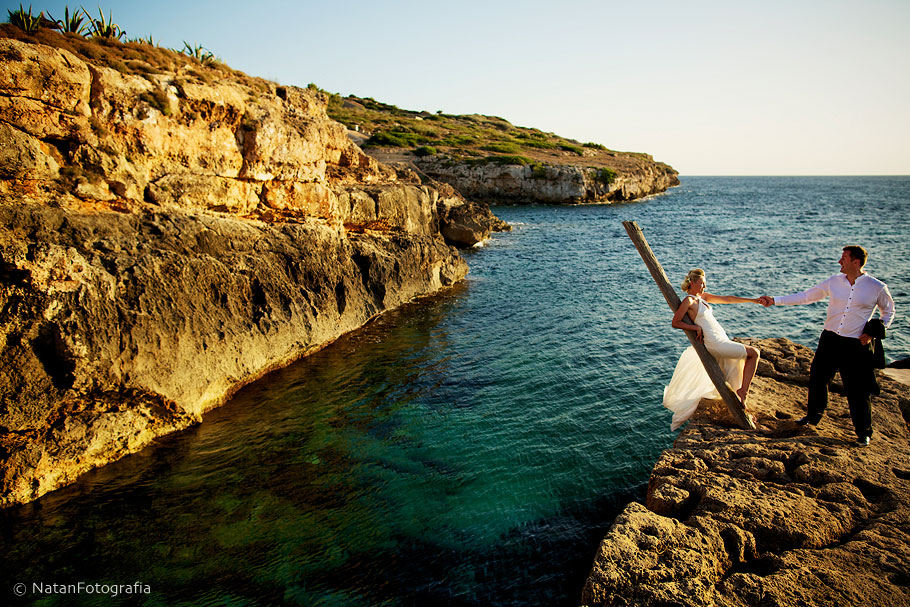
[681,268,705,291]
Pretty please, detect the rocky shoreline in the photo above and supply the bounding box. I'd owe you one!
[414,154,679,205]
[0,32,478,507]
[582,337,910,606]
[0,27,680,508]
[336,94,680,206]
[3,28,904,607]
[357,144,679,206]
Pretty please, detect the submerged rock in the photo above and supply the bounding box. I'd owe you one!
[581,337,910,606]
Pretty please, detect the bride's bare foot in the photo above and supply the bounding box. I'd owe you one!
[736,387,749,406]
[734,389,757,426]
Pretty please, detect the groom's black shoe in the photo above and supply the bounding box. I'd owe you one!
[855,436,871,447]
[796,416,818,426]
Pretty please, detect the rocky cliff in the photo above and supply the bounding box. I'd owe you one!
[0,30,473,507]
[330,95,680,205]
[581,337,910,606]
[414,154,679,204]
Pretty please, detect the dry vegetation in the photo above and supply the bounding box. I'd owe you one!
[326,94,657,174]
[0,23,275,96]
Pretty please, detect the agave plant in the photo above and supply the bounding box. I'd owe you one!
[48,6,87,35]
[130,34,156,45]
[7,4,43,33]
[182,42,217,66]
[85,5,125,40]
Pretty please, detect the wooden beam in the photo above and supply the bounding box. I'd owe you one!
[622,220,755,430]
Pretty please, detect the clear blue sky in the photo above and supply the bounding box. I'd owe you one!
[7,0,910,175]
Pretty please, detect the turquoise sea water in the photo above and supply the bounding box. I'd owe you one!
[2,177,909,606]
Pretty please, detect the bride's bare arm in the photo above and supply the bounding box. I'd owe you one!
[702,292,762,305]
[672,296,704,340]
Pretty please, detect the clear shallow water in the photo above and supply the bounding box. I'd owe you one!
[2,177,908,606]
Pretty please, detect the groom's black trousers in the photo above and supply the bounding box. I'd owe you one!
[807,330,875,438]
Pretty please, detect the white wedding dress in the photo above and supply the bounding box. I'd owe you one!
[663,297,747,430]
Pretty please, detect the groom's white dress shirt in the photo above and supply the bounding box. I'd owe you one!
[773,273,895,339]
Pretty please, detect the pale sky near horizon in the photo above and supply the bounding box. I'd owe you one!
[6,0,909,176]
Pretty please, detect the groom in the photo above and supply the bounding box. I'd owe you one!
[759,246,895,447]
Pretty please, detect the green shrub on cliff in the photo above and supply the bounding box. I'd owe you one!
[438,134,477,147]
[476,155,533,166]
[6,4,43,33]
[481,142,520,154]
[86,7,124,40]
[514,131,558,150]
[366,130,429,148]
[129,34,156,45]
[48,6,85,35]
[520,138,559,150]
[139,88,171,116]
[182,41,218,66]
[530,162,548,179]
[593,167,617,185]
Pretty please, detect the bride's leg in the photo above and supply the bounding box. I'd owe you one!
[736,346,760,405]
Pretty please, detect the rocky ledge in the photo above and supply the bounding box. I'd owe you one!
[0,31,487,507]
[582,337,910,606]
[414,154,679,205]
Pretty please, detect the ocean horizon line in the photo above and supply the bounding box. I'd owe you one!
[678,173,910,178]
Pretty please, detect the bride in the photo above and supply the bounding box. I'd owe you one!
[664,268,762,430]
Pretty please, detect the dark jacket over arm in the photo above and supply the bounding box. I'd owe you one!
[864,319,886,370]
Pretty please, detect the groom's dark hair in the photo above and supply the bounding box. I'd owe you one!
[843,245,867,267]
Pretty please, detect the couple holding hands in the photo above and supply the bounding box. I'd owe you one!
[664,245,895,447]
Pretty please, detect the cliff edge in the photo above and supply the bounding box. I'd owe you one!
[329,95,680,205]
[0,30,471,507]
[582,337,910,606]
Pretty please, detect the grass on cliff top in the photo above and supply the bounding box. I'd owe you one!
[325,94,661,171]
[0,24,274,95]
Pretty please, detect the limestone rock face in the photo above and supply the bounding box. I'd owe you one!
[0,34,469,507]
[348,155,512,248]
[414,156,679,204]
[0,35,397,214]
[581,337,910,606]
[0,38,92,117]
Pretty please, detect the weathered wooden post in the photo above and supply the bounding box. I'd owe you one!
[622,220,755,430]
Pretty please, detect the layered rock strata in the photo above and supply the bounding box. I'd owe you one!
[0,33,469,506]
[351,156,511,248]
[414,154,679,204]
[379,164,511,248]
[582,337,910,606]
